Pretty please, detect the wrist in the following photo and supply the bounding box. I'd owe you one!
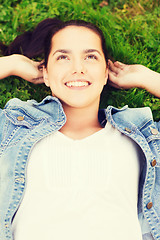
[10,54,23,76]
[138,66,159,88]
[0,55,20,79]
[140,67,160,97]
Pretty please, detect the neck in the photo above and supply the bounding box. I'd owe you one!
[60,102,102,140]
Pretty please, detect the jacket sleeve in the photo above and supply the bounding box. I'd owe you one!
[0,109,6,145]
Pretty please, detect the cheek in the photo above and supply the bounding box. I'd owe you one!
[92,66,107,83]
[48,64,68,79]
[47,72,65,92]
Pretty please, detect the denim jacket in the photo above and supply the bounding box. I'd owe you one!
[0,96,160,240]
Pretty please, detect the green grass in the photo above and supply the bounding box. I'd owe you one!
[0,0,160,120]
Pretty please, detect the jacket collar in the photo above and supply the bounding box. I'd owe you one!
[4,96,66,127]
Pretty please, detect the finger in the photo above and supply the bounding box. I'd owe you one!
[32,60,44,70]
[38,61,45,70]
[32,65,44,80]
[108,69,118,81]
[37,69,43,78]
[114,61,125,69]
[107,80,122,89]
[32,76,44,84]
[108,59,121,74]
[108,70,124,89]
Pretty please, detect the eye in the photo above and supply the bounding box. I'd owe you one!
[85,54,98,60]
[57,55,69,60]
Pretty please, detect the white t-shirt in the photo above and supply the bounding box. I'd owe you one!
[12,122,142,240]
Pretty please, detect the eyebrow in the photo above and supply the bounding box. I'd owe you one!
[52,49,102,56]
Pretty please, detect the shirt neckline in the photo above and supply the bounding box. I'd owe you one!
[56,121,111,142]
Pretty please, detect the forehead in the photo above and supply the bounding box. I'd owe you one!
[50,26,102,51]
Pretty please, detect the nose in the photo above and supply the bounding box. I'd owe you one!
[71,59,86,75]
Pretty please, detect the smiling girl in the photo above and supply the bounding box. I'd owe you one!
[0,18,160,240]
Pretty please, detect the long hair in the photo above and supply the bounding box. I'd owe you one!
[0,18,108,66]
[0,18,62,58]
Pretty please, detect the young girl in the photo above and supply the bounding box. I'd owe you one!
[0,18,160,240]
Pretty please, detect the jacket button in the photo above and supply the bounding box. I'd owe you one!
[147,202,153,209]
[150,128,159,135]
[125,127,132,133]
[151,159,157,167]
[17,116,24,121]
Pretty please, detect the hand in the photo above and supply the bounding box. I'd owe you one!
[108,60,160,98]
[108,60,152,89]
[12,55,44,84]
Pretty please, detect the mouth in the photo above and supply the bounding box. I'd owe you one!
[65,80,91,88]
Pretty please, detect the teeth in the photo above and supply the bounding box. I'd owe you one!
[66,81,89,87]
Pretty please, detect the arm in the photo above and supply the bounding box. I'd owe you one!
[0,54,44,84]
[108,60,160,98]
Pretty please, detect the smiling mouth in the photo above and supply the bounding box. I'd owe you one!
[65,81,91,87]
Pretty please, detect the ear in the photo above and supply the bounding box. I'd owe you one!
[43,66,50,87]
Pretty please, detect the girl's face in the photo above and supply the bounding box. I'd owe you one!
[43,26,108,109]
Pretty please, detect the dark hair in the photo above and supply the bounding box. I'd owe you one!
[44,19,108,67]
[0,18,62,58]
[0,18,108,67]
